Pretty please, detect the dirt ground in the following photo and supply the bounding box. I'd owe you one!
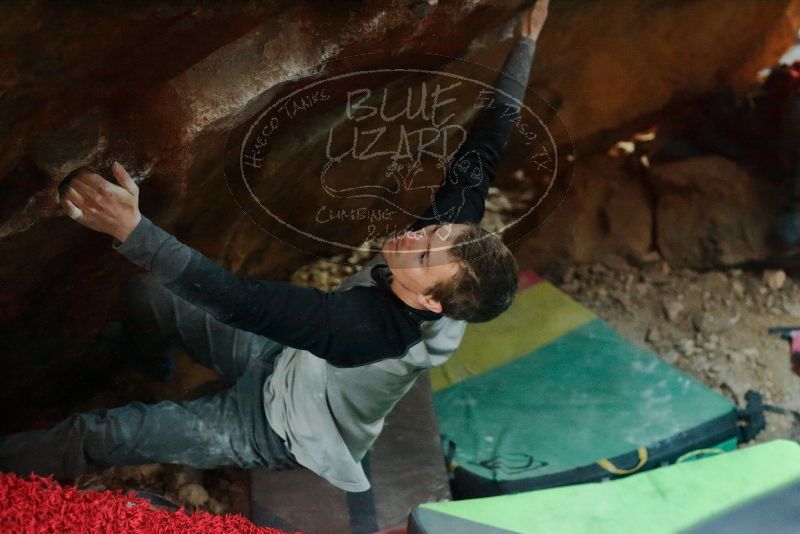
[558,260,800,443]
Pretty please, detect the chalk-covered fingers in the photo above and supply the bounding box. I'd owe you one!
[63,198,84,220]
[61,162,142,242]
[62,185,86,220]
[70,171,108,207]
[112,161,138,195]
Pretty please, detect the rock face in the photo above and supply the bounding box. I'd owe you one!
[509,153,654,271]
[539,0,800,145]
[0,0,799,428]
[653,156,781,268]
[512,153,783,274]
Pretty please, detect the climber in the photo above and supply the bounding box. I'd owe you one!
[0,0,549,492]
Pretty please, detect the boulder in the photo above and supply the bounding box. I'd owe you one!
[652,156,781,268]
[511,153,654,271]
[0,0,799,427]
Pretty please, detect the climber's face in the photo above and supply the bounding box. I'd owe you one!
[381,223,467,313]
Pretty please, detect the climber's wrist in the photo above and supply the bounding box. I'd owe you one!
[113,211,142,243]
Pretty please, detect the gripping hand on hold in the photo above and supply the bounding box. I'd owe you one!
[61,162,142,242]
[519,0,549,41]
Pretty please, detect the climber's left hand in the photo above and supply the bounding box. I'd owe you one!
[61,162,142,242]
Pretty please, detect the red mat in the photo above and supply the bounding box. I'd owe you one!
[0,472,297,534]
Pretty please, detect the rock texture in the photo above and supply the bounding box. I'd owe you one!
[512,152,784,274]
[510,153,655,270]
[652,156,781,268]
[1,0,799,428]
[538,0,800,145]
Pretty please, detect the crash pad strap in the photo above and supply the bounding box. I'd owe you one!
[447,411,738,499]
[597,447,648,475]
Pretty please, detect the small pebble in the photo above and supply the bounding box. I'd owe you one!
[763,270,787,291]
[663,300,684,322]
[179,483,210,507]
[646,327,661,343]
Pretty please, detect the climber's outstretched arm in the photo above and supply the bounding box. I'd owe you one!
[409,0,548,229]
[61,166,427,367]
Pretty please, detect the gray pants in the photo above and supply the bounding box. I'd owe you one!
[0,274,297,478]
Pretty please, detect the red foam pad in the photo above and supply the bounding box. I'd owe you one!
[0,472,296,534]
[518,271,541,292]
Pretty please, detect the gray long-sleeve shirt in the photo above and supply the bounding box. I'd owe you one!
[114,36,537,491]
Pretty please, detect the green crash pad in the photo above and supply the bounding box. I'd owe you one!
[431,278,739,497]
[409,440,800,534]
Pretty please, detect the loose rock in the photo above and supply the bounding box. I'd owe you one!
[783,303,800,318]
[179,483,210,507]
[763,270,787,291]
[742,347,760,359]
[662,350,680,365]
[691,312,706,332]
[207,497,226,515]
[646,327,661,343]
[732,280,745,298]
[663,300,684,322]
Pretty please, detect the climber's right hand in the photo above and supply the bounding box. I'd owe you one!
[519,0,549,41]
[61,162,142,243]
